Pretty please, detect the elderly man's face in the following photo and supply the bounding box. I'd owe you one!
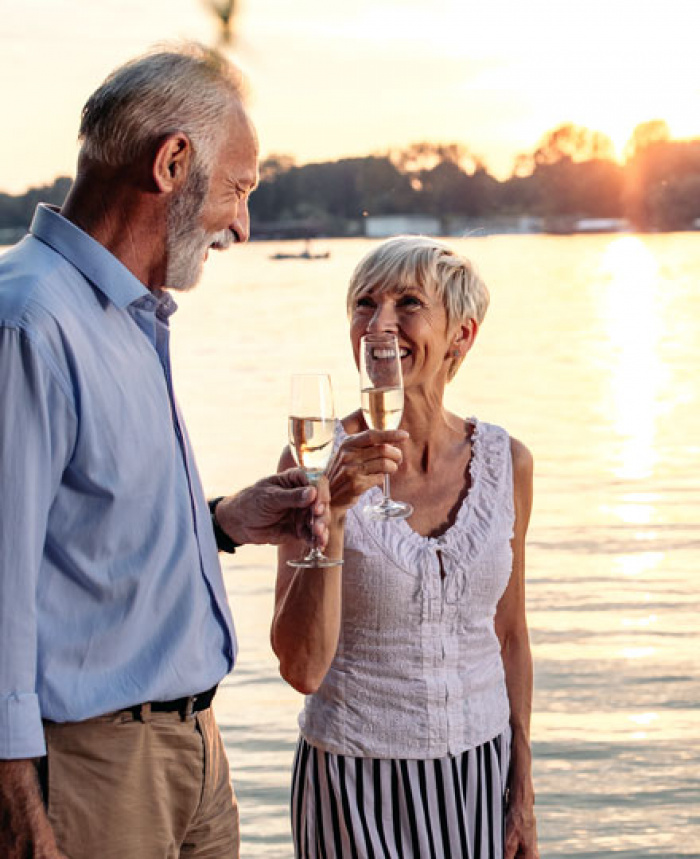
[165,106,258,292]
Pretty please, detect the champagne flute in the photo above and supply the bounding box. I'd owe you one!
[287,373,342,568]
[359,333,413,520]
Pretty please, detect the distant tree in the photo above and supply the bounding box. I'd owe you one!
[511,123,619,217]
[249,155,416,228]
[499,173,540,214]
[5,118,692,235]
[648,174,700,230]
[624,133,700,229]
[0,177,72,230]
[418,161,499,216]
[390,142,484,175]
[259,154,296,183]
[623,120,670,162]
[516,122,615,174]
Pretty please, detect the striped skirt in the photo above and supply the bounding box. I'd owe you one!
[291,730,511,859]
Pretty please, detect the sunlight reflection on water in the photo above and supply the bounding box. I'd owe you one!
[169,234,700,857]
[598,236,667,482]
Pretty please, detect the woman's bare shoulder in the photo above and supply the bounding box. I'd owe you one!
[509,435,534,477]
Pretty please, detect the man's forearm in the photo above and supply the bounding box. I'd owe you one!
[0,759,63,858]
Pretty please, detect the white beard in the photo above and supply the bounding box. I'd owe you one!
[165,224,209,293]
[164,160,235,292]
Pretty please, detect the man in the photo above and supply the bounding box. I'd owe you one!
[0,44,329,858]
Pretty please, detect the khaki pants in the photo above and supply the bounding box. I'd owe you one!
[40,705,239,859]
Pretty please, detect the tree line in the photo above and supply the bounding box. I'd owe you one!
[2,121,700,238]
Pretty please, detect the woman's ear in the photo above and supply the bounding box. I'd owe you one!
[152,132,192,194]
[453,318,479,357]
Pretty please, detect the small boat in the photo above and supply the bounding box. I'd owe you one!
[270,240,330,261]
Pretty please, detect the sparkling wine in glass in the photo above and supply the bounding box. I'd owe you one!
[360,333,413,520]
[287,373,342,568]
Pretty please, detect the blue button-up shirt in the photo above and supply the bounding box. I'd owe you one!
[0,205,236,758]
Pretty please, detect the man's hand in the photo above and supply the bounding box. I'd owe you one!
[0,759,66,859]
[213,468,330,548]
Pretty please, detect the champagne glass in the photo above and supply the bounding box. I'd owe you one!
[287,373,342,568]
[359,333,413,520]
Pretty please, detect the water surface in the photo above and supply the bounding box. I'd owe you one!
[170,234,700,857]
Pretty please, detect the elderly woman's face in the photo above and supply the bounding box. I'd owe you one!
[349,280,456,388]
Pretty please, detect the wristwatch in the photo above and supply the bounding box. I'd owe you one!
[208,496,241,554]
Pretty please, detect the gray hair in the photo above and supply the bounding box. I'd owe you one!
[78,42,247,172]
[347,235,490,327]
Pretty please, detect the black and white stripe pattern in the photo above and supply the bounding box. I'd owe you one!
[291,731,510,859]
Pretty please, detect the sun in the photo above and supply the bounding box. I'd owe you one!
[570,61,700,162]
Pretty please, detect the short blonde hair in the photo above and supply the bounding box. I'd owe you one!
[346,235,489,328]
[347,236,489,379]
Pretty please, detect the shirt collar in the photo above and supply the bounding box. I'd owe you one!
[30,204,163,312]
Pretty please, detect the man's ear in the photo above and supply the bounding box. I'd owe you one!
[152,133,192,194]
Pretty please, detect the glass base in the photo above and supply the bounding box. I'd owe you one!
[363,497,413,520]
[287,549,343,569]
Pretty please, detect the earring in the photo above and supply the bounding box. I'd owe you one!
[452,348,460,357]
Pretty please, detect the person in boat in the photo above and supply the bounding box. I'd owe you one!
[272,235,539,858]
[0,42,332,859]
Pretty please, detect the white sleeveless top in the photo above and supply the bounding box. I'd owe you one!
[299,418,515,759]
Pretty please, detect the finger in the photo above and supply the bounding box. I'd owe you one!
[331,457,400,486]
[274,467,311,488]
[267,485,316,511]
[357,455,402,475]
[313,476,331,511]
[504,831,519,859]
[341,429,408,450]
[311,516,329,546]
[334,446,404,474]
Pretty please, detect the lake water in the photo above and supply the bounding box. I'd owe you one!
[167,233,700,858]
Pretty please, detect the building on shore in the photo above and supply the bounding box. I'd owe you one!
[364,214,441,238]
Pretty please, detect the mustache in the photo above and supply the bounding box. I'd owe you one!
[208,229,236,251]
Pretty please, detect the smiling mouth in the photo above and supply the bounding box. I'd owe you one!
[370,346,411,361]
[204,237,230,262]
[371,347,397,360]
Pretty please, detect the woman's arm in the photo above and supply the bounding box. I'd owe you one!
[272,447,345,694]
[271,427,407,695]
[495,437,539,859]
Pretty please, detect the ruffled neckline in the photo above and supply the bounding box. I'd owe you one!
[338,416,510,572]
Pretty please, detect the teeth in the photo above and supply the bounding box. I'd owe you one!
[399,348,410,357]
[372,348,397,359]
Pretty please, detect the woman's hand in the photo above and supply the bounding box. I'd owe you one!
[504,774,538,858]
[504,728,538,858]
[325,429,408,515]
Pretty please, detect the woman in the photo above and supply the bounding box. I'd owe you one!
[272,235,538,859]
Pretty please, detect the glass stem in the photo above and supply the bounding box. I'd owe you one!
[308,508,318,553]
[382,473,391,503]
[307,473,320,555]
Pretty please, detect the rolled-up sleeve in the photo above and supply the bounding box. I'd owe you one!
[0,324,75,758]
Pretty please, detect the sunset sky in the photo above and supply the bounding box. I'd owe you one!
[1,0,699,193]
